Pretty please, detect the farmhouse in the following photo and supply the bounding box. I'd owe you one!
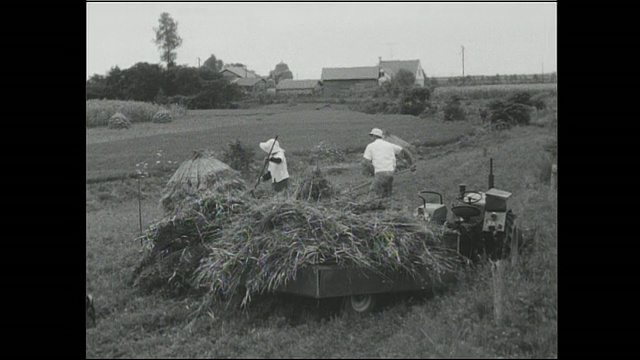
[378,59,426,87]
[276,79,322,96]
[231,77,267,96]
[321,66,381,96]
[220,65,259,80]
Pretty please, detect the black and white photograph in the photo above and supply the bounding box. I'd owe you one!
[86,1,557,358]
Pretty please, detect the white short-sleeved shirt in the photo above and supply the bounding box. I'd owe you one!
[268,151,290,183]
[363,139,403,173]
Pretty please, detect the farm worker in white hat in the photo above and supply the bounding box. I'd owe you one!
[362,128,416,198]
[260,138,290,193]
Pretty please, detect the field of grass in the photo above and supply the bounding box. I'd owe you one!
[86,99,557,358]
[86,103,476,182]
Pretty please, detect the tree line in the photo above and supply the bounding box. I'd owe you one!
[86,61,243,109]
[87,12,243,109]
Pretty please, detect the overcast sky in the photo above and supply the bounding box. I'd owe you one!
[86,1,557,80]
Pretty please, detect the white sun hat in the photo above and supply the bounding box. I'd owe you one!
[259,138,284,153]
[369,128,384,138]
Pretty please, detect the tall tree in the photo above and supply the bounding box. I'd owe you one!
[203,54,224,72]
[394,69,416,88]
[153,12,183,68]
[104,66,126,99]
[86,74,107,100]
[121,62,164,101]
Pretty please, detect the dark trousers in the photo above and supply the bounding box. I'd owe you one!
[369,171,394,198]
[272,178,289,193]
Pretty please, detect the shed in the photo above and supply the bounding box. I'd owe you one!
[321,66,381,96]
[276,79,322,96]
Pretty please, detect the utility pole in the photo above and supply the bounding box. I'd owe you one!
[386,42,396,60]
[461,46,465,77]
[197,57,201,68]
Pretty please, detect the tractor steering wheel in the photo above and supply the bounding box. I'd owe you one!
[462,191,483,205]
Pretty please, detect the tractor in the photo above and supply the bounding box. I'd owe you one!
[258,158,523,315]
[414,158,522,261]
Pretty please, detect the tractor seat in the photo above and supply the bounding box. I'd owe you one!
[422,203,446,212]
[415,203,448,224]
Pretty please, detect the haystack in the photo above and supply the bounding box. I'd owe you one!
[160,150,246,213]
[108,112,131,129]
[152,109,172,123]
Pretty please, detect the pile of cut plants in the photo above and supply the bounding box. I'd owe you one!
[132,166,463,307]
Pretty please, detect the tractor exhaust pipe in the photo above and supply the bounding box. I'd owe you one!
[489,158,495,189]
[458,184,466,200]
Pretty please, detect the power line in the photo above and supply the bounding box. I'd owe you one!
[386,42,396,60]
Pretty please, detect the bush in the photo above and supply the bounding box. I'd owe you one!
[481,91,546,128]
[258,92,275,105]
[394,69,417,88]
[166,95,189,106]
[400,88,431,116]
[310,141,346,165]
[486,100,531,126]
[508,91,546,110]
[108,112,131,129]
[350,98,401,115]
[443,96,466,121]
[221,139,255,172]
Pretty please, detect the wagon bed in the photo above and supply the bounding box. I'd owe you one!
[276,264,458,299]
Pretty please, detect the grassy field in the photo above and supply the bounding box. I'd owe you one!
[86,102,476,183]
[86,99,557,358]
[433,83,557,101]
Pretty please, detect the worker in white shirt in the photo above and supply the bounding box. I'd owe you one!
[260,138,290,193]
[362,128,416,198]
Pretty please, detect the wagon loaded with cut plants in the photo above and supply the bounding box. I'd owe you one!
[132,151,522,315]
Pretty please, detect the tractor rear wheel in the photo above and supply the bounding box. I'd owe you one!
[502,212,523,260]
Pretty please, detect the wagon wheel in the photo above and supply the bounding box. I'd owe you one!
[342,294,377,315]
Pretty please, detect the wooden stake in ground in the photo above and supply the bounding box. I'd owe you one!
[138,176,143,244]
[491,260,505,324]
